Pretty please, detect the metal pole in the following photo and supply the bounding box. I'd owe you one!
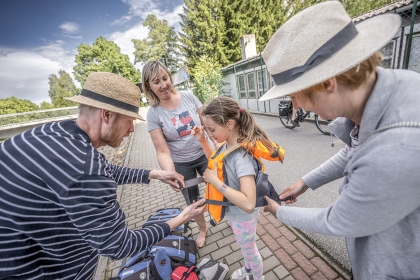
[397,26,405,69]
[405,0,418,69]
[259,53,267,113]
[234,64,239,102]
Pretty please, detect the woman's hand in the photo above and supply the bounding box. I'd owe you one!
[203,162,220,186]
[191,125,206,142]
[149,170,184,192]
[279,179,309,204]
[263,196,281,216]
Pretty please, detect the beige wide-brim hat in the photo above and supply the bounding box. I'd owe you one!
[259,1,401,102]
[66,72,145,121]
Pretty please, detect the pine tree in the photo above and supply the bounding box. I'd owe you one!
[180,0,228,70]
[132,14,182,73]
[221,0,249,63]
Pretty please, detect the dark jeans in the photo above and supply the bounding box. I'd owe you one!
[174,154,207,205]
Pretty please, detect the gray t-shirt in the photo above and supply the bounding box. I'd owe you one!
[222,144,260,222]
[147,91,204,162]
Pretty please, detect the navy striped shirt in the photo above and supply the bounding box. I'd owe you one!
[0,120,170,279]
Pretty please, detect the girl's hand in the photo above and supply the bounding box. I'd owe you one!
[203,162,220,186]
[191,125,206,142]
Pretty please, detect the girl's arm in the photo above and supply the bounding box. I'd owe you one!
[191,125,214,158]
[203,163,257,214]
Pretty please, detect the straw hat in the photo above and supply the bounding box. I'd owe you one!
[259,1,401,102]
[66,72,145,120]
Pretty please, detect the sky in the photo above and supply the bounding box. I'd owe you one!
[0,0,184,105]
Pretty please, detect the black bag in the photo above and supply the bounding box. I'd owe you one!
[278,101,291,116]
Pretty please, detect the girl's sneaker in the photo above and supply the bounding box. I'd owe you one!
[230,266,252,280]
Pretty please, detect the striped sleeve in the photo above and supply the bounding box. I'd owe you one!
[62,174,170,259]
[92,147,151,185]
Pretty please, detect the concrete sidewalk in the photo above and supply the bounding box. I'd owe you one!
[95,120,351,280]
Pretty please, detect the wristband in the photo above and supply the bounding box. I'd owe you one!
[220,183,228,194]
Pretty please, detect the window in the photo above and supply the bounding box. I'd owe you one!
[237,75,246,98]
[406,34,420,72]
[257,70,267,97]
[269,73,276,89]
[380,40,396,69]
[247,72,256,98]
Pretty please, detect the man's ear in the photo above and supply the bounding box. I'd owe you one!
[101,110,112,124]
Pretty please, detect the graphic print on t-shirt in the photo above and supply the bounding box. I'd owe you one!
[171,111,196,137]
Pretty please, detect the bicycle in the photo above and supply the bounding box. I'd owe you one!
[278,100,333,135]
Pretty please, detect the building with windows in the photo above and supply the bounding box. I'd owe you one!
[220,0,419,113]
[354,0,419,71]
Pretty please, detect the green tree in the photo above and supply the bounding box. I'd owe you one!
[180,0,393,69]
[48,70,79,108]
[180,0,228,70]
[73,36,140,87]
[191,55,223,103]
[40,101,54,110]
[0,96,39,115]
[132,14,182,73]
[219,0,247,63]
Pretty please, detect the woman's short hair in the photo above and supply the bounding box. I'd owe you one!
[141,61,174,107]
[301,52,383,103]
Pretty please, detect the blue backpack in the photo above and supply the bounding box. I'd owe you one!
[118,235,197,280]
[142,207,192,235]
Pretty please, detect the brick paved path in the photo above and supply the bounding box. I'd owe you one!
[95,121,351,280]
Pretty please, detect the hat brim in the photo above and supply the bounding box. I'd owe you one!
[259,14,401,101]
[65,95,145,121]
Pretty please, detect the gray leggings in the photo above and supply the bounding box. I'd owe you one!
[173,154,207,205]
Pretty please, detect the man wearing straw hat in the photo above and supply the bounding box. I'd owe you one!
[0,72,206,279]
[262,1,420,278]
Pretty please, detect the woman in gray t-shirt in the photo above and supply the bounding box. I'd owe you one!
[142,60,214,248]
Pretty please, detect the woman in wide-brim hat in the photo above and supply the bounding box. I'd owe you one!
[262,1,420,278]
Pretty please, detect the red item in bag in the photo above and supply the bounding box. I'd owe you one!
[170,265,198,280]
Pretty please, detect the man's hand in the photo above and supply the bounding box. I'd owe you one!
[279,179,309,204]
[166,198,207,231]
[149,170,184,192]
[263,196,281,216]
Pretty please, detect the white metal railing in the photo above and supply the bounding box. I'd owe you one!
[0,106,78,127]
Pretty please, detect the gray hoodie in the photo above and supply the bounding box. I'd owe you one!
[276,67,420,279]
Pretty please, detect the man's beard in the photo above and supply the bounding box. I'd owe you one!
[103,122,127,148]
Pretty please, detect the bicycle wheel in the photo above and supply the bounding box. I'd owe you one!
[314,115,333,135]
[279,106,297,129]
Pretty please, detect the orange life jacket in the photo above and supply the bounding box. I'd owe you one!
[206,141,285,226]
